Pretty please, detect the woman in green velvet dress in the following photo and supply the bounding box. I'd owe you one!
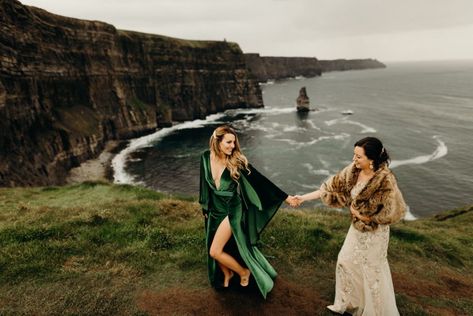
[199,125,296,298]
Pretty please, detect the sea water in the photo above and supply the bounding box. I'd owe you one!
[112,60,473,218]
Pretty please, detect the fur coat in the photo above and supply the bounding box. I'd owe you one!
[320,162,406,232]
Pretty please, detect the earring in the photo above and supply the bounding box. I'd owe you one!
[369,162,374,170]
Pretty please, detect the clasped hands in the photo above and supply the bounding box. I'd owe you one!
[285,195,304,208]
[350,206,371,223]
[285,197,372,223]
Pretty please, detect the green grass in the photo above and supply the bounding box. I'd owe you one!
[0,183,472,315]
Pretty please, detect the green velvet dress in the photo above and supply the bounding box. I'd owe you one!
[199,150,288,298]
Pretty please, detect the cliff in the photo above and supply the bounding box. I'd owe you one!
[0,0,263,187]
[244,53,322,82]
[244,54,386,82]
[318,58,386,72]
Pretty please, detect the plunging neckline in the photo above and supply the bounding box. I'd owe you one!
[210,155,226,190]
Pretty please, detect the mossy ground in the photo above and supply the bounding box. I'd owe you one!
[1,182,472,315]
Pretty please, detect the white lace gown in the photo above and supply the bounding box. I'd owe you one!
[327,181,400,316]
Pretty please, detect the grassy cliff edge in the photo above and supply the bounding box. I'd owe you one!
[1,182,472,315]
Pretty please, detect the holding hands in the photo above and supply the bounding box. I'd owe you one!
[285,189,322,208]
[285,195,304,208]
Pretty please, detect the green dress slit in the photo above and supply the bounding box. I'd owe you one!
[199,150,288,298]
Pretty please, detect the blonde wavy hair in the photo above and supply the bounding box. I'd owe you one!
[209,125,250,181]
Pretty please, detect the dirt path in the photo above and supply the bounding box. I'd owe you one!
[137,277,330,315]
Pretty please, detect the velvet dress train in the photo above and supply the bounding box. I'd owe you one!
[199,150,287,298]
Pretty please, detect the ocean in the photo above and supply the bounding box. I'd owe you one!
[112,60,473,218]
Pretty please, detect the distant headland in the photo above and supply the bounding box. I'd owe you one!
[244,53,385,82]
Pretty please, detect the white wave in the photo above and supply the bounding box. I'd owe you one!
[264,132,282,139]
[246,126,273,133]
[295,76,305,80]
[173,154,191,158]
[325,116,376,133]
[325,117,347,126]
[226,106,296,117]
[282,126,306,132]
[390,136,447,168]
[305,120,321,131]
[273,133,350,148]
[260,80,275,86]
[435,94,473,103]
[403,205,417,220]
[345,120,377,133]
[318,158,331,169]
[274,138,299,145]
[302,163,331,176]
[112,113,225,185]
[298,183,319,190]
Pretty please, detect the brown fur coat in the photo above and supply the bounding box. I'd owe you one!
[320,162,406,232]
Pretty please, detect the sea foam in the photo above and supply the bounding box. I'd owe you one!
[390,136,447,168]
[112,113,226,185]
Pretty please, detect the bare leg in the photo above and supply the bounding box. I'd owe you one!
[210,216,251,286]
[218,263,234,287]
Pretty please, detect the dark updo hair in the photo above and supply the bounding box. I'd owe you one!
[354,137,390,171]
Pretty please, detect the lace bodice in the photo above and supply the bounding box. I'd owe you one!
[351,181,367,199]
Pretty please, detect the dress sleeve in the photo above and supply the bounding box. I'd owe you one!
[199,153,210,215]
[239,164,288,245]
[244,164,288,206]
[319,164,352,208]
[370,175,406,225]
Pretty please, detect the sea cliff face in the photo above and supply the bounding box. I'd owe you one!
[244,53,322,82]
[0,0,262,186]
[318,58,386,72]
[244,54,386,82]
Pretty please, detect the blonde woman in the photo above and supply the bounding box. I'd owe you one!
[199,125,297,298]
[296,137,406,315]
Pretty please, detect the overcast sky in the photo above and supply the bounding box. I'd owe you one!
[20,0,473,62]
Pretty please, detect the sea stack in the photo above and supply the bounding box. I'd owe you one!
[296,87,310,112]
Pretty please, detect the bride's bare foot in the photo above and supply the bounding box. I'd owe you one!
[240,269,251,287]
[223,271,234,288]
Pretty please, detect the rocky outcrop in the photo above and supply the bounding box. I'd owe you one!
[296,87,310,112]
[318,59,386,72]
[0,0,262,186]
[244,54,322,82]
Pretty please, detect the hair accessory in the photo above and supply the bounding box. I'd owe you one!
[381,147,385,155]
[212,130,217,138]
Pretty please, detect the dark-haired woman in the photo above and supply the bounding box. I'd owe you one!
[296,137,406,315]
[199,125,297,298]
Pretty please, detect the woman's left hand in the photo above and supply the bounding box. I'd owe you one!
[350,206,371,223]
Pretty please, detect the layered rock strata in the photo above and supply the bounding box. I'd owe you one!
[0,0,262,186]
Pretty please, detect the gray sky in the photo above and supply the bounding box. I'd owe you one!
[20,0,473,62]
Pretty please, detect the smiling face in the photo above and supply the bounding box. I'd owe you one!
[353,146,372,171]
[219,133,236,157]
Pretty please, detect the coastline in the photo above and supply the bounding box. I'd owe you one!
[66,140,129,184]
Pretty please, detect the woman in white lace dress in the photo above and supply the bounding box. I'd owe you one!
[296,137,406,315]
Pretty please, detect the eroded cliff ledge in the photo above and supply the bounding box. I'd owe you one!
[0,0,262,186]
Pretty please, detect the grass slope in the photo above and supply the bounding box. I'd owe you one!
[0,182,472,315]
